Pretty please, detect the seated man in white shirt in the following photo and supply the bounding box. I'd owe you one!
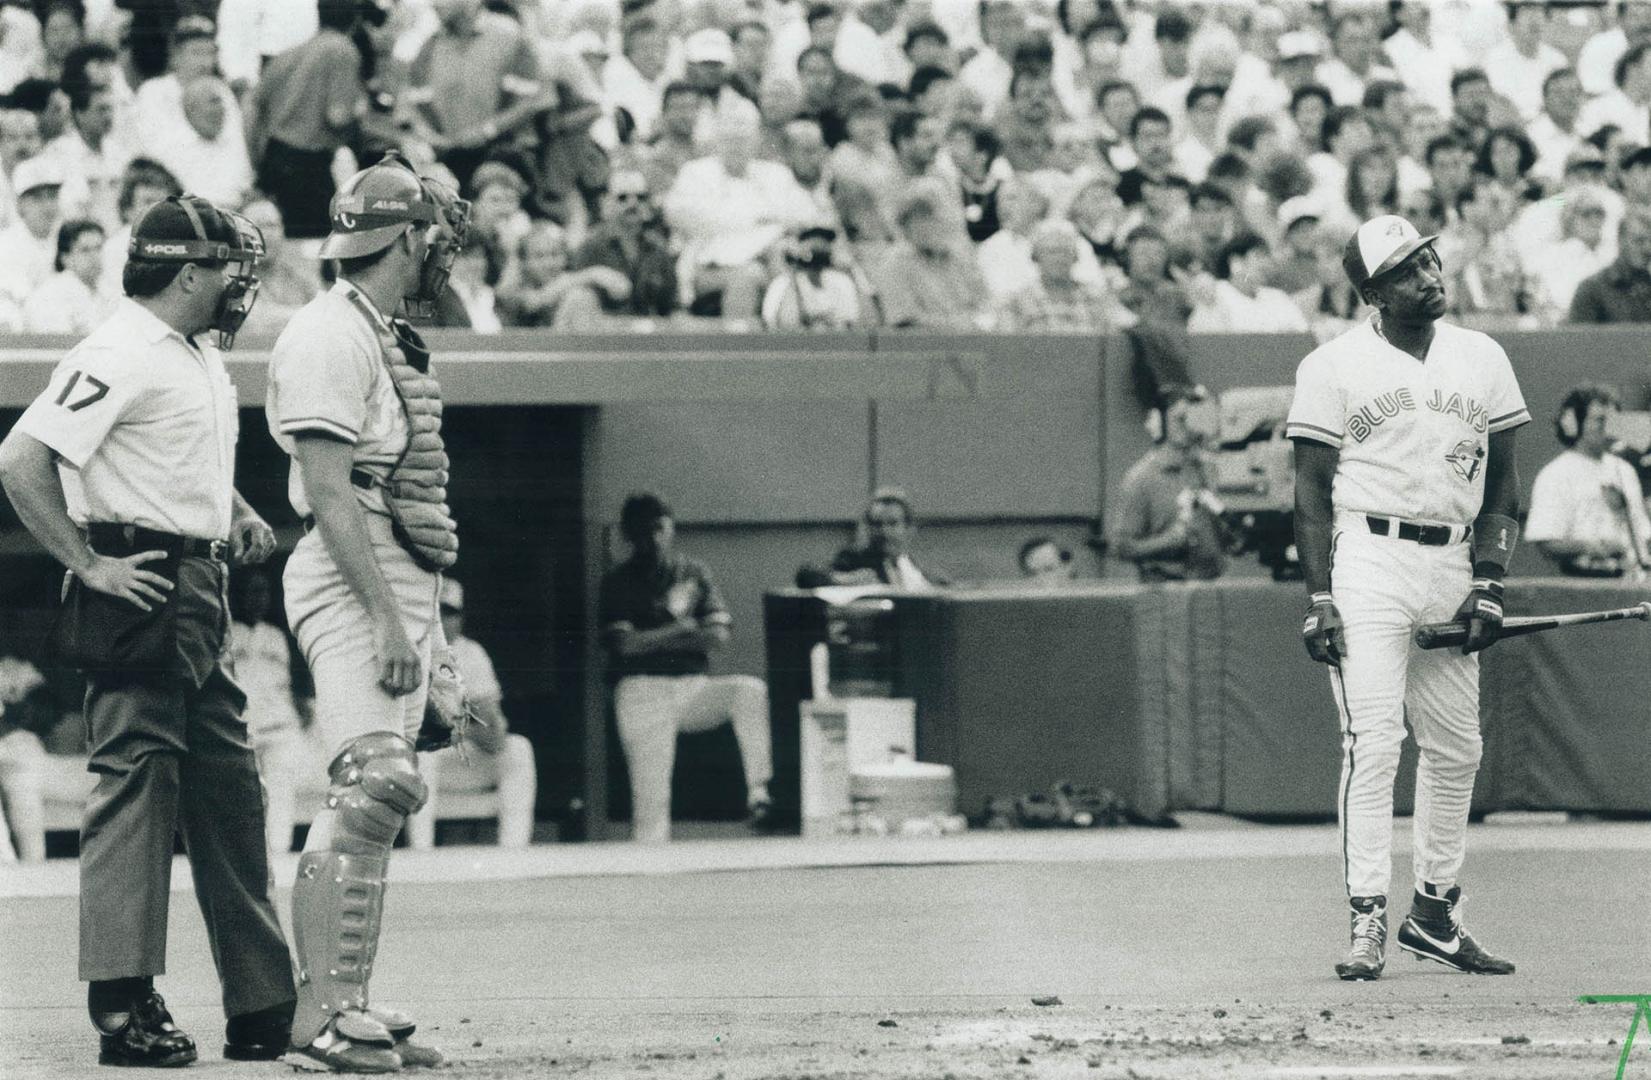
[663,98,816,320]
[151,76,253,207]
[0,154,64,318]
[1525,383,1651,580]
[408,580,539,849]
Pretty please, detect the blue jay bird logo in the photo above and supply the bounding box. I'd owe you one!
[1446,439,1485,482]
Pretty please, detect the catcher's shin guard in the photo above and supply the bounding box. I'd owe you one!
[290,733,427,1049]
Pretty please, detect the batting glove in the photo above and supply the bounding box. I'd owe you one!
[1302,592,1347,666]
[1453,577,1505,654]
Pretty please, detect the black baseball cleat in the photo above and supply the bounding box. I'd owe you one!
[1334,895,1387,981]
[223,999,295,1061]
[1396,886,1516,975]
[94,991,198,1068]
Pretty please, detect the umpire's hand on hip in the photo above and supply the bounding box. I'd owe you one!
[1302,592,1346,666]
[1453,577,1504,654]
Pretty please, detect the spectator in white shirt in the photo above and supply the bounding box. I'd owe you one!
[1121,7,1192,108]
[958,0,1024,120]
[23,217,112,333]
[1384,1,1468,112]
[1575,1,1651,95]
[762,222,865,329]
[781,117,836,225]
[40,80,129,231]
[1486,2,1568,123]
[1307,105,1374,213]
[1173,83,1224,183]
[152,76,254,207]
[1316,12,1396,107]
[0,107,42,232]
[1578,40,1651,148]
[1186,232,1309,333]
[133,16,245,157]
[1532,188,1613,314]
[0,155,63,316]
[603,13,674,143]
[664,99,816,320]
[1529,67,1588,184]
[977,175,1048,302]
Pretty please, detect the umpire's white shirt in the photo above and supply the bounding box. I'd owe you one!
[13,297,238,539]
[1287,316,1531,525]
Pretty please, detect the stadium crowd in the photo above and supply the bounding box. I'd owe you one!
[6,0,1651,336]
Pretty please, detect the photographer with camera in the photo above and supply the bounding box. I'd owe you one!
[1526,383,1651,580]
[760,221,868,329]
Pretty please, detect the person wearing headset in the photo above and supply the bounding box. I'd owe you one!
[1525,382,1651,580]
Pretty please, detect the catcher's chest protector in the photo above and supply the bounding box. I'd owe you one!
[343,289,460,572]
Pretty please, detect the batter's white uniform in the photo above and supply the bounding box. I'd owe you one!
[1287,315,1530,899]
[265,280,443,760]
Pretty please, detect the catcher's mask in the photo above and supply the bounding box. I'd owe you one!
[129,194,264,350]
[321,150,472,317]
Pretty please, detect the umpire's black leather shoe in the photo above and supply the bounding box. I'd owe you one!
[223,1000,295,1061]
[93,991,197,1068]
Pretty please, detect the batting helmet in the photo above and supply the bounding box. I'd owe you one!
[319,153,447,260]
[1341,214,1437,294]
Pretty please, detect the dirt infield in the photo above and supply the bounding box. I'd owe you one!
[2,821,1647,1079]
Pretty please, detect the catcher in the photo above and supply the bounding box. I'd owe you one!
[265,151,474,1073]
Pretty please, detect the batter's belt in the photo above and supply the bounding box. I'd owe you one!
[1361,514,1470,546]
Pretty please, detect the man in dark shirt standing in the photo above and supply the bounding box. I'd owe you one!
[1110,386,1237,582]
[1568,209,1651,323]
[599,493,772,842]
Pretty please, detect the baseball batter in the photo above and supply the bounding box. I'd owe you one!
[1288,215,1527,981]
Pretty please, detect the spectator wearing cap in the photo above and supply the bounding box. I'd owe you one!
[0,107,43,232]
[1270,196,1322,293]
[1569,209,1651,323]
[1579,41,1651,150]
[663,99,816,321]
[404,0,548,193]
[1529,67,1586,185]
[1117,106,1180,207]
[1002,218,1131,333]
[243,0,365,239]
[761,221,865,329]
[1316,12,1397,108]
[1187,232,1308,333]
[957,0,1024,120]
[1485,2,1568,123]
[1384,2,1470,113]
[0,154,64,313]
[572,165,678,318]
[1533,188,1612,314]
[640,81,705,195]
[23,216,112,332]
[39,76,131,232]
[683,27,749,134]
[862,192,990,328]
[407,579,539,850]
[134,16,247,168]
[1118,223,1193,329]
[978,176,1049,302]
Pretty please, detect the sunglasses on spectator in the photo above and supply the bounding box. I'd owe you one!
[613,190,650,202]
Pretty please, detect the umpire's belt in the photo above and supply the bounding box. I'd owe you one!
[86,523,227,561]
[1364,515,1469,546]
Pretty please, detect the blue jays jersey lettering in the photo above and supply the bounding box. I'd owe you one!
[1286,317,1530,524]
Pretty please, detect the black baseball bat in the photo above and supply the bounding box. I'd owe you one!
[1414,601,1651,650]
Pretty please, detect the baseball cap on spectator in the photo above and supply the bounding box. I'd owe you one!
[439,579,465,612]
[171,14,216,43]
[12,154,65,197]
[1563,144,1606,174]
[1277,31,1323,62]
[470,159,530,199]
[1277,195,1321,232]
[685,27,734,65]
[567,30,608,61]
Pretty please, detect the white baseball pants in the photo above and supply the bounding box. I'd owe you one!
[1328,512,1482,900]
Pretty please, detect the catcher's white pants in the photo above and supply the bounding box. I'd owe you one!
[283,514,441,761]
[1328,512,1482,900]
[615,674,772,843]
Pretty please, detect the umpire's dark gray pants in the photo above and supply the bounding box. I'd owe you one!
[78,556,295,1018]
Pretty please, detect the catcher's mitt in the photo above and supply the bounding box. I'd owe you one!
[414,644,482,753]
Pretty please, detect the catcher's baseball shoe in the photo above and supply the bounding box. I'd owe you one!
[283,1012,402,1073]
[366,1006,443,1069]
[1396,886,1515,975]
[1334,895,1387,981]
